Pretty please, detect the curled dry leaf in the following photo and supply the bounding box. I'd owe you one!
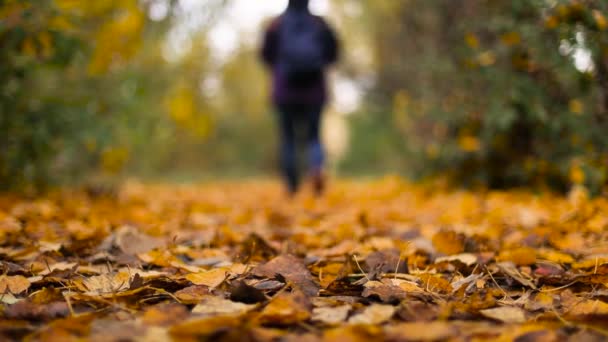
[76,272,132,295]
[259,291,312,325]
[480,306,527,324]
[312,305,351,325]
[192,296,256,316]
[348,304,396,325]
[253,254,319,296]
[435,253,478,266]
[385,321,455,341]
[0,275,30,294]
[114,225,165,255]
[185,268,228,289]
[174,285,210,304]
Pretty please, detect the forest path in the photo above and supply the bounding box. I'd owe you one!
[0,178,607,340]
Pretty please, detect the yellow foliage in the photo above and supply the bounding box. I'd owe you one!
[101,147,129,174]
[568,99,584,115]
[87,3,144,75]
[569,162,585,185]
[38,31,54,58]
[477,51,496,67]
[165,85,212,139]
[544,15,559,29]
[593,10,607,31]
[458,134,481,152]
[465,33,480,49]
[21,37,37,57]
[500,32,521,46]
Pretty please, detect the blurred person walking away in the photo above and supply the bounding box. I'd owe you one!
[261,0,339,196]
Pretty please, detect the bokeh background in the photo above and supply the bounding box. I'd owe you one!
[2,0,608,193]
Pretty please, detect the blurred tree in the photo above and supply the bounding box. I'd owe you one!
[338,0,608,193]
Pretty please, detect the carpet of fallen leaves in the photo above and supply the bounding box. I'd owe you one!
[1,177,608,341]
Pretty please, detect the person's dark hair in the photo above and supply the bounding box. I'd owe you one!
[288,0,309,11]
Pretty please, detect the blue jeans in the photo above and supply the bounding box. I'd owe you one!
[276,104,324,193]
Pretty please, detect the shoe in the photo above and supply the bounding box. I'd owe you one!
[312,169,325,196]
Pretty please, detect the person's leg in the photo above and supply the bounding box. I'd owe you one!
[306,105,325,194]
[277,104,299,194]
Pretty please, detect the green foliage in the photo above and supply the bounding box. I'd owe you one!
[339,0,608,193]
[0,0,273,190]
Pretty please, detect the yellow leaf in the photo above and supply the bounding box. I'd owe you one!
[185,268,228,288]
[545,15,559,29]
[569,99,584,115]
[432,231,465,255]
[593,10,607,31]
[465,33,480,49]
[498,247,537,266]
[569,163,585,185]
[458,135,481,152]
[500,32,521,46]
[101,147,129,174]
[477,51,496,67]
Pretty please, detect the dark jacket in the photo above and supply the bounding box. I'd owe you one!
[261,9,339,106]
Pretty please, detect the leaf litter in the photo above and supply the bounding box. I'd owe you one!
[0,178,607,340]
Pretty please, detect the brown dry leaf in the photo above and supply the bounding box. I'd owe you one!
[170,315,242,339]
[253,254,319,296]
[192,296,257,316]
[185,268,228,289]
[76,272,132,295]
[385,321,455,341]
[114,225,165,255]
[362,281,407,303]
[348,304,396,325]
[496,262,537,289]
[524,292,557,311]
[432,231,465,255]
[480,306,527,323]
[565,298,608,318]
[259,291,312,325]
[38,262,78,276]
[174,285,210,304]
[312,305,351,325]
[0,275,30,294]
[435,253,478,266]
[142,303,190,326]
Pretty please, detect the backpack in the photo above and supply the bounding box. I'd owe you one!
[277,12,325,88]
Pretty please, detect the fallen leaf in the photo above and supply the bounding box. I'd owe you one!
[432,231,465,255]
[142,303,189,326]
[192,296,256,316]
[169,315,242,339]
[385,321,454,340]
[114,225,165,255]
[435,253,478,266]
[185,268,228,289]
[253,254,319,296]
[259,291,312,325]
[348,304,395,325]
[0,275,30,294]
[76,272,132,295]
[174,285,210,304]
[312,305,351,325]
[480,306,527,323]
